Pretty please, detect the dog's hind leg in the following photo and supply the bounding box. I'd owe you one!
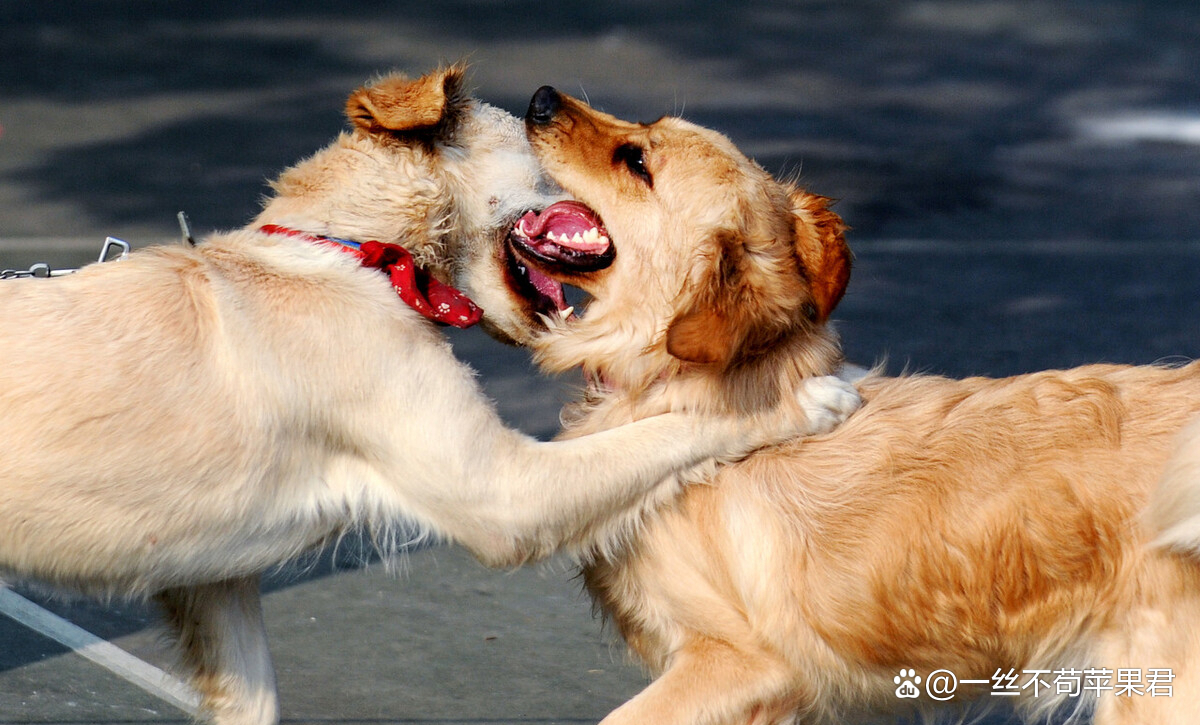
[1093,670,1200,725]
[1146,415,1200,555]
[1089,555,1200,725]
[598,637,797,725]
[157,576,278,725]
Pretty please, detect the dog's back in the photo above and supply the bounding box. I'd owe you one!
[0,234,422,593]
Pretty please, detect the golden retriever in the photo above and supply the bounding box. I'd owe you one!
[510,86,1200,724]
[0,68,859,725]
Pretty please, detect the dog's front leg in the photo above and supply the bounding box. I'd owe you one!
[156,576,278,725]
[437,376,860,564]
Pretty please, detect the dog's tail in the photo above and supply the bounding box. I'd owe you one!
[1146,416,1200,554]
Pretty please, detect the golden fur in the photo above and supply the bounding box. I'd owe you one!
[0,68,858,725]
[520,89,1200,724]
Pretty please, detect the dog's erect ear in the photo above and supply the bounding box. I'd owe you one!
[345,64,468,136]
[790,189,851,322]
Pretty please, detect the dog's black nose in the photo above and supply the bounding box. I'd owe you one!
[526,86,561,125]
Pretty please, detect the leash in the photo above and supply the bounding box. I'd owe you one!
[257,225,483,329]
[0,237,130,279]
[0,212,194,279]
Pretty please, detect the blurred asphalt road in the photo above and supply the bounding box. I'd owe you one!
[1,2,1199,724]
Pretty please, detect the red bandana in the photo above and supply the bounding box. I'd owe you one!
[259,225,482,328]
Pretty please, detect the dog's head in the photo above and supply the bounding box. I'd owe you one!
[510,87,851,410]
[261,65,567,345]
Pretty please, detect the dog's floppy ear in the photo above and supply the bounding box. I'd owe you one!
[665,230,760,367]
[666,192,851,367]
[790,188,851,323]
[345,64,468,136]
[665,306,737,366]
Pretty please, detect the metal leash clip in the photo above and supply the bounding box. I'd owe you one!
[98,236,131,263]
[0,209,196,280]
[1,236,131,280]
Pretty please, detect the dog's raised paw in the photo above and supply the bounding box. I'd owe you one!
[798,375,861,435]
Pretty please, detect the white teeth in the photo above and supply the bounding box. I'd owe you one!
[559,306,574,319]
[541,229,609,248]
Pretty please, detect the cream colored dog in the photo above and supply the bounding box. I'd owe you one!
[511,87,1200,725]
[0,67,859,725]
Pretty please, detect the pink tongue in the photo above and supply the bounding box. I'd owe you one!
[526,264,567,310]
[516,201,609,252]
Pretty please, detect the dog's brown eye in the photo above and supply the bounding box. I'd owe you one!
[614,144,652,187]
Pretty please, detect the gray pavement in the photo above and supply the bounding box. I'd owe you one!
[2,2,1200,724]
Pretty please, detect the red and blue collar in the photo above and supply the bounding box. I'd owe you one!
[258,224,482,329]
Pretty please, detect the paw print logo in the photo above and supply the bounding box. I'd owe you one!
[894,669,921,699]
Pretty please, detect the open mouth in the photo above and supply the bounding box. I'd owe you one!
[505,200,612,322]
